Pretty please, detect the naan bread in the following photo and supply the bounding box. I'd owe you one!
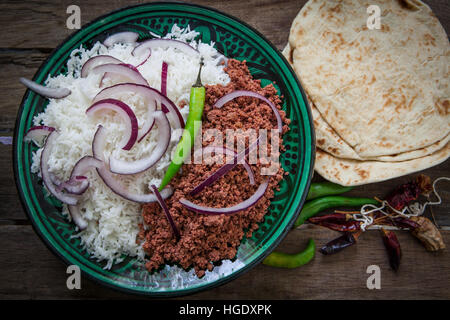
[312,97,450,161]
[289,0,450,157]
[315,144,449,186]
[283,44,450,162]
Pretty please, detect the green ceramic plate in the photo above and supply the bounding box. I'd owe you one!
[13,2,314,297]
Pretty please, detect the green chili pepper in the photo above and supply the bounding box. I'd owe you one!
[294,196,379,228]
[306,182,353,201]
[263,238,315,268]
[159,59,205,190]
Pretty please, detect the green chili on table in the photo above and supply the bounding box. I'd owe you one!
[294,196,379,228]
[263,238,315,268]
[306,182,353,201]
[159,59,205,190]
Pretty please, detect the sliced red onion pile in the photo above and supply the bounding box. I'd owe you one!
[93,83,185,140]
[109,111,170,175]
[92,125,173,203]
[20,78,71,99]
[103,31,139,48]
[86,98,139,151]
[151,184,180,240]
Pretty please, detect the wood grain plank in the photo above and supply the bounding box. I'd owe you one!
[0,50,47,131]
[0,1,448,49]
[190,227,450,300]
[0,224,448,299]
[0,143,27,221]
[0,0,305,50]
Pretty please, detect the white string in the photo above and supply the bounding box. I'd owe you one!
[354,177,449,231]
[412,176,449,213]
[354,202,386,231]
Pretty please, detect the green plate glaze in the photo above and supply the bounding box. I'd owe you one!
[13,2,314,297]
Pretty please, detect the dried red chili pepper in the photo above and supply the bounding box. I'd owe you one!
[308,213,352,224]
[377,216,420,230]
[319,232,359,255]
[385,174,432,211]
[385,181,421,211]
[391,217,420,230]
[309,213,360,232]
[381,228,402,271]
[313,220,361,232]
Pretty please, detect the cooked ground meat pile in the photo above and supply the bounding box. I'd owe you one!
[139,59,290,277]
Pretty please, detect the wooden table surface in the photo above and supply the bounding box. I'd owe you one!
[0,0,449,300]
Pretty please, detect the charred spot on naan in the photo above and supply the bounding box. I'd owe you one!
[357,169,369,180]
[437,99,449,116]
[317,138,325,146]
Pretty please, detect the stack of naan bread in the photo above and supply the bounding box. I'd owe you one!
[283,0,449,186]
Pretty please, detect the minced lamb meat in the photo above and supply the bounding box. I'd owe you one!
[139,59,290,277]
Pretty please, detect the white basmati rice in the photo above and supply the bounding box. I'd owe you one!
[31,25,230,268]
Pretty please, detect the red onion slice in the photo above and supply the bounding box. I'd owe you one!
[40,131,79,205]
[24,125,55,147]
[190,138,259,196]
[81,55,123,78]
[160,61,169,113]
[92,125,173,203]
[70,156,103,177]
[20,77,71,99]
[150,184,180,240]
[51,156,102,196]
[214,90,283,132]
[109,111,170,175]
[92,63,149,87]
[181,179,269,215]
[49,172,63,187]
[63,177,89,195]
[103,31,139,47]
[135,49,151,68]
[56,176,89,195]
[93,83,185,132]
[132,38,199,57]
[68,205,88,231]
[60,156,103,195]
[194,146,255,185]
[86,98,139,151]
